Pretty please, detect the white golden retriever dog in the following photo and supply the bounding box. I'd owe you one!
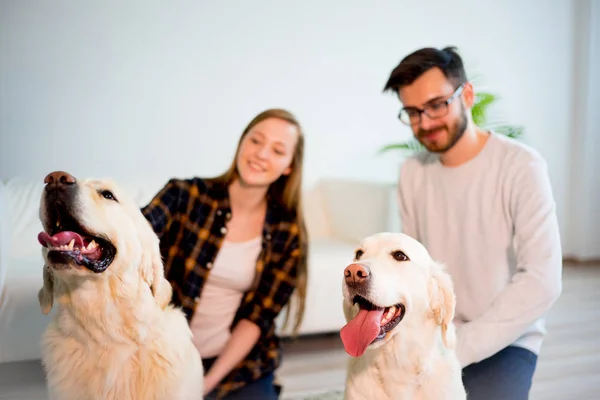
[37,171,203,400]
[341,232,466,400]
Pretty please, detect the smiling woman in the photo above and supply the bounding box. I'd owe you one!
[142,108,309,399]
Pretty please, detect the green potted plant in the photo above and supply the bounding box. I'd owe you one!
[379,90,524,155]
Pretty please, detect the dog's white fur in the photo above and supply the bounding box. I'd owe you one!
[37,176,203,400]
[342,232,466,400]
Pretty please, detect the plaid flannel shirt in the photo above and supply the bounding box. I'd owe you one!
[141,177,302,398]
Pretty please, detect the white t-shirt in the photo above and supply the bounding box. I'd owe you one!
[190,236,262,359]
[397,132,563,368]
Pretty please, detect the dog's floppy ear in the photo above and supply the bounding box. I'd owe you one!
[140,225,173,309]
[38,264,54,315]
[149,250,172,309]
[427,261,456,349]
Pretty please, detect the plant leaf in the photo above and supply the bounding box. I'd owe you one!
[379,139,423,154]
[472,91,497,126]
[494,124,524,139]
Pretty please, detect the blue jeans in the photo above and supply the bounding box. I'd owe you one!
[462,345,538,400]
[203,357,280,400]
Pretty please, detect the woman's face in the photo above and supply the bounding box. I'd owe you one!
[236,117,299,188]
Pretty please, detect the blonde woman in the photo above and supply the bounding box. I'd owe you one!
[142,109,308,399]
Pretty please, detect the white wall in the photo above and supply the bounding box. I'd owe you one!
[1,0,592,257]
[565,0,600,260]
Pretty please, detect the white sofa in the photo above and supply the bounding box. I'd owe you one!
[0,175,399,364]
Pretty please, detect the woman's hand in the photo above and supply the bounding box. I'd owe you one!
[201,319,261,395]
[203,372,219,396]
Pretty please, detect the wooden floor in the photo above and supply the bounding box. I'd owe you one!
[0,263,597,399]
[277,263,600,400]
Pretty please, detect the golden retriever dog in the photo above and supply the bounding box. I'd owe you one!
[341,232,466,400]
[36,171,203,400]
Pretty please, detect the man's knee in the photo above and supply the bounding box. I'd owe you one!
[461,346,537,400]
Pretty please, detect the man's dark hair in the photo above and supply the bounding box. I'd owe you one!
[383,46,468,93]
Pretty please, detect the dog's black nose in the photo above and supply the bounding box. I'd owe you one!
[44,171,76,186]
[345,263,371,285]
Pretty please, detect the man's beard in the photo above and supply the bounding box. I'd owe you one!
[416,108,468,153]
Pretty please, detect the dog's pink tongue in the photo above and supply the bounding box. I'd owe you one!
[340,308,384,357]
[38,231,84,248]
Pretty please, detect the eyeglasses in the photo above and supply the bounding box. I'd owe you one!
[398,84,465,125]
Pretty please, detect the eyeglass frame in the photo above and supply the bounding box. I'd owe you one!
[397,83,465,125]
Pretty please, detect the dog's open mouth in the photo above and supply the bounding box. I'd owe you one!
[340,295,406,357]
[37,210,116,273]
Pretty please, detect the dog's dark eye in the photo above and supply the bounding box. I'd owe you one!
[100,190,118,202]
[354,249,364,260]
[391,250,409,262]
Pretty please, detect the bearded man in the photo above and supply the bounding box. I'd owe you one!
[383,46,563,400]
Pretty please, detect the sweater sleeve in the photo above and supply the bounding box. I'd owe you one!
[455,154,563,367]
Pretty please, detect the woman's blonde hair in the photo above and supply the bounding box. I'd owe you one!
[213,108,308,335]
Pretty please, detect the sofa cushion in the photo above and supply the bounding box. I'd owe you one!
[0,256,54,363]
[302,184,332,240]
[3,178,45,260]
[276,237,355,336]
[319,179,399,244]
